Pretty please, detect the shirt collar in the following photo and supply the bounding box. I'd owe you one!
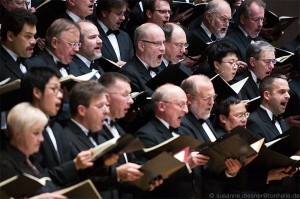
[201,22,213,38]
[97,19,109,33]
[71,118,89,136]
[260,105,274,121]
[76,54,92,68]
[155,116,170,130]
[2,44,18,62]
[66,10,83,22]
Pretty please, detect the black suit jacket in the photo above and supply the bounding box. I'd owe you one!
[119,55,163,93]
[0,46,24,82]
[135,117,197,198]
[25,50,81,77]
[234,70,260,100]
[187,25,212,56]
[37,122,80,186]
[247,107,289,142]
[72,55,104,78]
[94,20,134,63]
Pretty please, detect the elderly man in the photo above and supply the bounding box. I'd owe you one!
[224,0,266,61]
[0,8,37,82]
[119,22,165,93]
[187,0,232,56]
[94,0,134,67]
[26,18,81,77]
[135,83,209,198]
[234,40,275,100]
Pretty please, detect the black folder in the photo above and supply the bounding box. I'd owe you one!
[0,79,25,111]
[96,57,121,72]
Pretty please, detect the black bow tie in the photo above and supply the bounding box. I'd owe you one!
[169,126,179,133]
[90,61,98,70]
[57,61,70,72]
[17,57,25,65]
[210,34,216,41]
[106,29,120,36]
[198,119,206,124]
[256,78,261,84]
[88,131,99,144]
[105,119,116,127]
[148,67,159,74]
[272,115,283,123]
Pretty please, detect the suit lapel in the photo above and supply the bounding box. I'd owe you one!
[153,117,174,141]
[1,46,23,78]
[257,107,281,138]
[68,121,95,149]
[133,56,152,82]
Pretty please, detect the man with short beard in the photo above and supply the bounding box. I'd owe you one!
[187,0,231,56]
[73,20,104,79]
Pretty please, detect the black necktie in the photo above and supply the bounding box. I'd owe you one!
[16,57,25,65]
[106,29,120,36]
[210,34,216,41]
[169,126,179,134]
[57,61,70,73]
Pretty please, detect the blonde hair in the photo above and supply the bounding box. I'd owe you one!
[7,102,48,137]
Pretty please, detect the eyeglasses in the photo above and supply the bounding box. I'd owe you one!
[258,59,277,64]
[46,86,63,95]
[141,40,165,48]
[195,94,218,102]
[58,38,81,49]
[9,0,29,7]
[95,104,110,112]
[170,42,189,49]
[221,60,239,67]
[230,112,250,119]
[212,13,233,24]
[246,16,266,23]
[111,11,125,17]
[108,92,131,99]
[162,101,188,109]
[155,9,172,15]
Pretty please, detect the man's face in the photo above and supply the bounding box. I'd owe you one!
[223,103,248,131]
[251,50,275,80]
[9,23,36,58]
[240,2,265,38]
[147,0,171,27]
[210,7,232,39]
[164,27,187,64]
[215,53,238,82]
[79,23,102,61]
[53,29,80,64]
[103,5,126,30]
[161,90,188,128]
[38,76,63,117]
[139,27,165,68]
[73,0,95,18]
[84,94,110,132]
[107,80,133,120]
[266,78,290,115]
[189,83,216,120]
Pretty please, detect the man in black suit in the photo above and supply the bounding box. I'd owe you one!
[135,83,209,198]
[181,74,242,196]
[94,0,134,67]
[64,80,160,197]
[247,75,290,142]
[26,18,82,77]
[187,0,232,56]
[0,8,37,82]
[21,66,94,187]
[224,0,266,61]
[63,0,95,22]
[235,40,276,100]
[119,22,165,93]
[73,21,104,78]
[162,22,200,70]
